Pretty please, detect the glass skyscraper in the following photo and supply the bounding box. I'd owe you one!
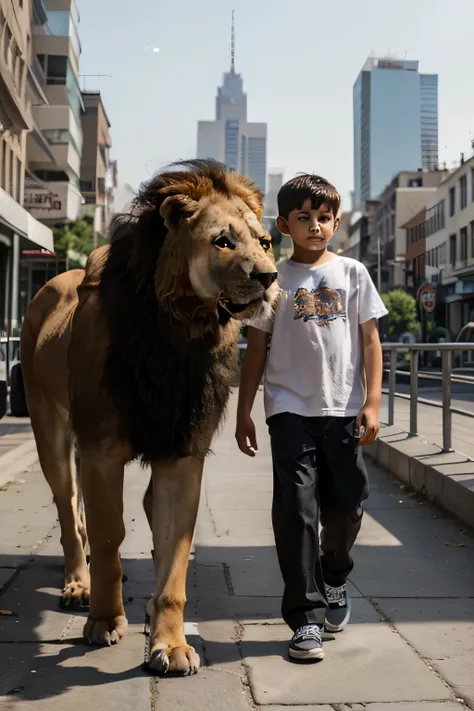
[353,57,439,209]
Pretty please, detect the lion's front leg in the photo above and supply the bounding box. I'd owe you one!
[80,447,128,646]
[147,456,203,676]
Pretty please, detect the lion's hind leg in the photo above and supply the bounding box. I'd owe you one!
[29,398,90,608]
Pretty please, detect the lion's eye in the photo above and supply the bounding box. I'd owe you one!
[260,239,271,252]
[213,235,235,250]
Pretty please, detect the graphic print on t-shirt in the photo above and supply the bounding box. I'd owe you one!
[293,277,347,326]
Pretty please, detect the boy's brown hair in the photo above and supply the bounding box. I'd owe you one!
[277,173,341,220]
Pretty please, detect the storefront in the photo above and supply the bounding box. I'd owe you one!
[18,251,67,322]
[443,279,474,338]
[0,187,54,335]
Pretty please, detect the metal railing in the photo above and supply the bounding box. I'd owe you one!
[382,343,474,452]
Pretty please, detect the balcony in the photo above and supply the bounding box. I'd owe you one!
[24,180,83,223]
[26,57,48,107]
[0,53,31,132]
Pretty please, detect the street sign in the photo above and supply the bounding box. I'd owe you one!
[418,283,436,313]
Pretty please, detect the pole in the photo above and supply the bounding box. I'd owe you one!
[11,233,20,331]
[377,235,381,293]
[409,350,418,434]
[442,350,452,451]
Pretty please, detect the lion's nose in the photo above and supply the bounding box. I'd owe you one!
[250,268,278,290]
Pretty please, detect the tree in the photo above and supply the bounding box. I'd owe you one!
[381,289,420,340]
[53,218,107,270]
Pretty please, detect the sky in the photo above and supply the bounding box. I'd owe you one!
[77,0,474,211]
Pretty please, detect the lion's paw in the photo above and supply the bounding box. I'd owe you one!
[83,615,128,646]
[148,643,200,677]
[60,577,90,609]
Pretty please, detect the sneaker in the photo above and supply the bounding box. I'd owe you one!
[289,625,324,661]
[325,583,351,633]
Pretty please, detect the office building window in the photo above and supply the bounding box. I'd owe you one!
[449,187,455,216]
[9,148,13,197]
[34,170,69,182]
[470,221,474,260]
[460,226,468,262]
[0,140,5,190]
[224,121,239,171]
[449,233,456,266]
[38,55,67,85]
[460,175,467,210]
[439,242,447,266]
[472,168,474,203]
[16,157,21,202]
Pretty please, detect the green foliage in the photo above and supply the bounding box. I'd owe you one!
[381,289,420,340]
[53,218,107,269]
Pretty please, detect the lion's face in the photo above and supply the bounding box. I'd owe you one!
[188,196,279,320]
[160,193,279,321]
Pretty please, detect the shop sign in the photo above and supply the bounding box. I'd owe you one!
[24,188,61,212]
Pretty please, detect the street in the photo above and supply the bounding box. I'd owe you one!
[1,390,473,710]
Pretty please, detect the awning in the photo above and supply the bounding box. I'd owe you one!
[0,187,53,252]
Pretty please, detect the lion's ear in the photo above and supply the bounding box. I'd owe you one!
[160,195,199,229]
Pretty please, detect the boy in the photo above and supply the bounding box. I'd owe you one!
[235,173,388,662]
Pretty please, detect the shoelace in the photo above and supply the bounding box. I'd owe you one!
[326,584,347,604]
[294,625,322,642]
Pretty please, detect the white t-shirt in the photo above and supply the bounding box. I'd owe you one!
[251,256,388,420]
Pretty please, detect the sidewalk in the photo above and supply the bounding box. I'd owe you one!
[1,390,473,710]
[381,395,474,460]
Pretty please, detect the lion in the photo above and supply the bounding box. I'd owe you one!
[19,159,278,676]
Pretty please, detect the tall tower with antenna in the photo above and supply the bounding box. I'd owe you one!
[215,10,246,121]
[230,9,236,77]
[197,10,267,194]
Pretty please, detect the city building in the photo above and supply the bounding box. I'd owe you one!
[363,169,447,291]
[263,170,283,219]
[197,12,267,194]
[0,0,54,334]
[405,154,474,335]
[344,200,380,270]
[329,211,350,255]
[80,91,116,239]
[24,0,84,225]
[353,56,439,209]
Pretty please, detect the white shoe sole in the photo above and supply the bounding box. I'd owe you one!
[324,620,347,633]
[289,647,325,660]
[325,596,351,633]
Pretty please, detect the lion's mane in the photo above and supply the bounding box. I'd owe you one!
[92,160,263,463]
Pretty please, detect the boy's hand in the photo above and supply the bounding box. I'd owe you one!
[355,404,380,446]
[235,415,258,457]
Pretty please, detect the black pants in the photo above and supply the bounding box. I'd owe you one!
[268,412,369,631]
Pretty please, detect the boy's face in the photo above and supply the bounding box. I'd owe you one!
[277,199,339,253]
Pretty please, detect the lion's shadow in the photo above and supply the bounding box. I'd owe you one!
[0,552,281,704]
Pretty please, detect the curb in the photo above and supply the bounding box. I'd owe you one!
[365,426,474,529]
[0,438,39,488]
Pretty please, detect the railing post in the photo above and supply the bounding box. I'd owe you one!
[388,348,396,425]
[442,350,452,452]
[409,350,418,434]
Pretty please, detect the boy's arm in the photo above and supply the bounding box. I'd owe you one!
[235,326,270,457]
[356,318,383,446]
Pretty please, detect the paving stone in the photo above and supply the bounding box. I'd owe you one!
[241,599,451,706]
[0,568,17,591]
[155,667,253,711]
[366,705,463,711]
[0,627,151,710]
[351,507,474,598]
[255,707,335,711]
[375,598,474,706]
